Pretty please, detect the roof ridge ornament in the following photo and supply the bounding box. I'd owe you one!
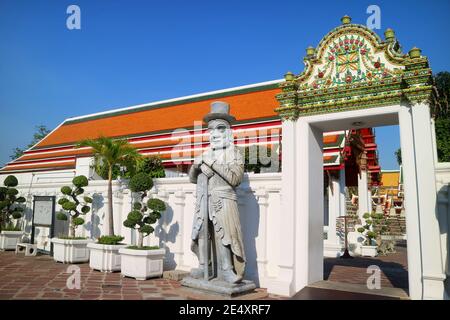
[341,15,351,25]
[384,28,395,42]
[408,47,422,59]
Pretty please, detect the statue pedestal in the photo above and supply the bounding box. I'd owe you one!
[181,277,256,296]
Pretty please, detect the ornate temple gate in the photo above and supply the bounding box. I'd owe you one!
[273,16,446,299]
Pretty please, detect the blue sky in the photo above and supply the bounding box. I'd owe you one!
[1,0,449,169]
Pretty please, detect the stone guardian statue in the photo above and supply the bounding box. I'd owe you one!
[181,101,255,295]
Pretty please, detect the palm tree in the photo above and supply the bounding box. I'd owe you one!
[77,137,142,236]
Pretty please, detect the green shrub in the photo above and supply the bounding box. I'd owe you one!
[15,197,26,203]
[72,217,85,226]
[58,198,69,205]
[129,172,153,193]
[127,245,159,250]
[61,186,72,195]
[56,212,68,221]
[73,175,88,188]
[4,175,18,187]
[0,187,7,197]
[62,201,77,211]
[7,188,18,196]
[97,235,124,245]
[147,198,166,212]
[2,222,21,231]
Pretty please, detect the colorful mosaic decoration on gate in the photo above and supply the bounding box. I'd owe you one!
[275,16,435,120]
[309,34,398,90]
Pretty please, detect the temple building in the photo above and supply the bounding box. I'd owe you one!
[0,79,385,257]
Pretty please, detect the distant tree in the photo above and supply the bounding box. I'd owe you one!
[239,145,274,173]
[135,156,166,178]
[395,148,402,166]
[434,71,450,118]
[10,125,50,160]
[435,118,450,162]
[433,72,450,162]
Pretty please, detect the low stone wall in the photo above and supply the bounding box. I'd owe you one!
[0,171,283,289]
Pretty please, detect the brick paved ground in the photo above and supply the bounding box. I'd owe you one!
[0,251,282,300]
[0,243,408,300]
[324,242,408,290]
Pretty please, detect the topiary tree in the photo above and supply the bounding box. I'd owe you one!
[0,175,26,231]
[56,175,92,238]
[123,172,166,248]
[357,212,385,246]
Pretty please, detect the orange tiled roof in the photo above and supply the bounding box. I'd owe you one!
[36,86,282,149]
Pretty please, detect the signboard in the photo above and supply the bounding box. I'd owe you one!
[32,196,56,254]
[33,197,54,226]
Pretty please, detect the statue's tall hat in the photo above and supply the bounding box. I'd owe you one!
[203,101,236,124]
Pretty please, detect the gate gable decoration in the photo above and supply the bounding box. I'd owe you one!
[275,16,434,120]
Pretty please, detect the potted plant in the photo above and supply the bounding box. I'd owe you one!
[51,175,93,263]
[119,172,166,280]
[88,235,127,272]
[0,175,26,250]
[357,212,382,257]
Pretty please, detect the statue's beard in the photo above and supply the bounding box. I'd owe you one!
[211,140,230,150]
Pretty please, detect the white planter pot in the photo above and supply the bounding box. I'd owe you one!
[87,242,128,272]
[361,245,378,257]
[0,231,23,250]
[119,248,165,280]
[51,238,93,263]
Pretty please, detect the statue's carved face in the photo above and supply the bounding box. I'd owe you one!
[208,120,232,150]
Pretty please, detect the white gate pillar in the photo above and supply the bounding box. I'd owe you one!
[324,172,343,257]
[269,120,296,296]
[294,119,324,291]
[399,103,445,299]
[357,168,371,222]
[339,168,347,217]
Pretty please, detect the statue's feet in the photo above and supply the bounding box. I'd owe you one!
[191,265,212,279]
[190,267,204,279]
[222,269,242,284]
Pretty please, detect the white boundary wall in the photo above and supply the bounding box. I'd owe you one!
[436,163,450,299]
[1,160,449,297]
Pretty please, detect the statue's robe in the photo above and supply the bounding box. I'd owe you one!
[189,146,246,278]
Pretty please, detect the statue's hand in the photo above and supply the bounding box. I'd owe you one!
[192,157,202,169]
[200,163,214,178]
